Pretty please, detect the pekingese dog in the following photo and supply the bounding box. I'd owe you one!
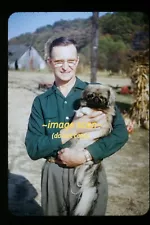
[69,83,116,216]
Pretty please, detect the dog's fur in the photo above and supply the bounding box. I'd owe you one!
[69,83,116,216]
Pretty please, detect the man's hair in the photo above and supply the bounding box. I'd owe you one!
[49,37,77,57]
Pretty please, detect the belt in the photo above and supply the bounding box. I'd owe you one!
[47,157,56,163]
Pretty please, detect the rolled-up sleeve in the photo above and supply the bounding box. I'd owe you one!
[86,105,129,162]
[25,97,63,160]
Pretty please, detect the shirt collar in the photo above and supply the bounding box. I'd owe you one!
[74,76,88,90]
[46,76,88,97]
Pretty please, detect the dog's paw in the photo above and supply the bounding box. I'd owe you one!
[81,107,92,115]
[74,109,84,118]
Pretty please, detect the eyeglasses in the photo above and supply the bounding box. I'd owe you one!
[51,59,78,68]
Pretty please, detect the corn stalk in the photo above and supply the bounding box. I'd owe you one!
[124,49,149,130]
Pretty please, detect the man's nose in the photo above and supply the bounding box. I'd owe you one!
[62,61,69,70]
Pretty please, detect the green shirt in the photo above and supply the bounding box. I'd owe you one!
[25,76,128,162]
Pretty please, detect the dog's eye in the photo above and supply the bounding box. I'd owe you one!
[87,93,95,98]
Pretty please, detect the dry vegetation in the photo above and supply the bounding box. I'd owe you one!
[126,50,149,130]
[8,71,149,216]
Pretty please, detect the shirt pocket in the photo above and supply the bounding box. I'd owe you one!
[44,111,75,135]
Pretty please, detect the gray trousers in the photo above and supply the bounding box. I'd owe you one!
[41,160,108,216]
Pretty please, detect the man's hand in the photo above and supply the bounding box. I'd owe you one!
[56,148,86,167]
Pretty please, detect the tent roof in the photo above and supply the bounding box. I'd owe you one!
[8,44,31,63]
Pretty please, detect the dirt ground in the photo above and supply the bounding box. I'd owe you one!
[8,71,149,216]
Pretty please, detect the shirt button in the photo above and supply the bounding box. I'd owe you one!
[64,101,67,104]
[66,116,69,120]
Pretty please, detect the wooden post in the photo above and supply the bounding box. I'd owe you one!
[91,12,99,83]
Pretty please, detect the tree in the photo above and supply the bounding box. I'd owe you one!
[98,35,129,72]
[91,12,99,82]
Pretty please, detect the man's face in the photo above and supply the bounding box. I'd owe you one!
[49,44,79,82]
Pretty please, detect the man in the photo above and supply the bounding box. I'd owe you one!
[25,37,128,216]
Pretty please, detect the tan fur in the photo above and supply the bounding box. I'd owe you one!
[69,84,116,216]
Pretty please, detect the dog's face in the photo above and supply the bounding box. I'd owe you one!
[80,84,115,109]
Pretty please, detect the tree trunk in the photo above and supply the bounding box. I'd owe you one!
[91,12,99,83]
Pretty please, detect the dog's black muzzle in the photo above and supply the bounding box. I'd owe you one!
[85,96,108,109]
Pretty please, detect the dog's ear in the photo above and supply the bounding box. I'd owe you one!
[107,87,116,106]
[81,89,85,99]
[80,89,87,105]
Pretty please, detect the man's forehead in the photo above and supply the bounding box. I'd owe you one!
[51,44,77,58]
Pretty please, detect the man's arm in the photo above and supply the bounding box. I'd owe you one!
[86,105,129,163]
[25,96,76,160]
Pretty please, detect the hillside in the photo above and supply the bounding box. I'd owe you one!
[8,12,149,73]
[8,17,92,56]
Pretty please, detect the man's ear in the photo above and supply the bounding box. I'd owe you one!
[47,57,53,67]
[46,57,53,70]
[47,57,51,64]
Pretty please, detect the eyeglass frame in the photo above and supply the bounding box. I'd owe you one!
[49,58,79,68]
